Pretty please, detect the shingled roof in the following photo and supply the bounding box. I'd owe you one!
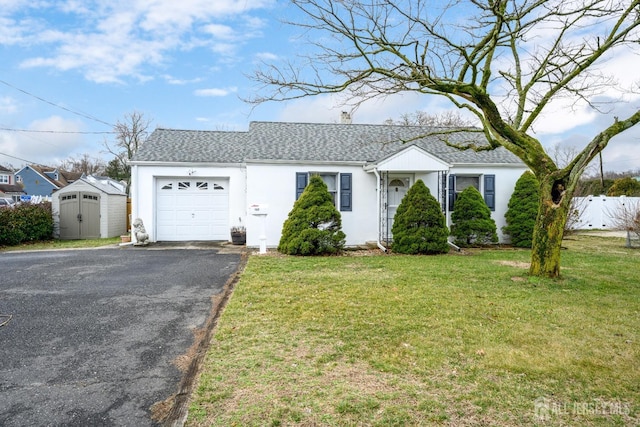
[133,121,523,165]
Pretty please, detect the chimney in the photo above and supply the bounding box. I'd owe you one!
[340,111,352,124]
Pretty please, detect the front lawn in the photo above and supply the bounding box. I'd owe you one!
[187,235,639,426]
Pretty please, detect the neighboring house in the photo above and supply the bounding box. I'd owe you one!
[14,165,82,197]
[0,165,25,202]
[52,176,128,239]
[130,121,529,248]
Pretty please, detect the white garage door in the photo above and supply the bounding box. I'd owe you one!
[156,178,229,241]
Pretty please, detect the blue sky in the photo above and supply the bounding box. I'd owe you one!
[1,0,638,173]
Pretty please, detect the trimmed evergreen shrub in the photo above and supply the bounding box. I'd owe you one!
[503,171,540,248]
[451,186,498,247]
[607,177,640,196]
[391,179,449,254]
[0,202,54,246]
[278,175,346,255]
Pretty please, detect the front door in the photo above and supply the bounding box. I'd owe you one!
[387,177,411,238]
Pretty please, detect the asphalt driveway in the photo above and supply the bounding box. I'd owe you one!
[0,245,242,426]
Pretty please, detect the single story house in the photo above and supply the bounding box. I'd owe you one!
[52,176,128,239]
[130,121,529,248]
[15,165,82,197]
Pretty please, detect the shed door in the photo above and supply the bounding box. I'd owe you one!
[156,178,229,241]
[59,192,100,240]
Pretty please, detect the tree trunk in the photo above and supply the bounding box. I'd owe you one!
[529,177,571,278]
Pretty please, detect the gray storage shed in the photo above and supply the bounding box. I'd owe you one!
[52,176,127,239]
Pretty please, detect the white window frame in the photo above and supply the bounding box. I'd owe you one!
[311,172,338,206]
[454,175,480,194]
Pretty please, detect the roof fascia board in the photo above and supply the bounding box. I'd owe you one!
[129,161,243,168]
[245,159,367,166]
[450,163,528,168]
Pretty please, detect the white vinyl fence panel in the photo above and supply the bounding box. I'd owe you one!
[572,195,640,230]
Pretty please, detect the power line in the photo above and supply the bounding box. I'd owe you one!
[0,127,115,134]
[0,151,51,167]
[0,78,114,128]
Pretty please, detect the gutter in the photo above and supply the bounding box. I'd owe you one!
[372,168,387,253]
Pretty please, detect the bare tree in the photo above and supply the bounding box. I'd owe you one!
[59,153,105,176]
[251,0,640,277]
[608,200,640,246]
[103,111,151,193]
[384,110,475,127]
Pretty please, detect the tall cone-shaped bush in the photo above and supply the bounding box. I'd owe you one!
[391,179,449,254]
[278,175,346,255]
[503,171,539,248]
[451,186,498,247]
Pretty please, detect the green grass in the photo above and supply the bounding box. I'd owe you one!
[0,237,121,252]
[187,235,639,426]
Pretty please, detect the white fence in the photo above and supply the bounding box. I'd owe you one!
[571,195,640,230]
[19,195,52,204]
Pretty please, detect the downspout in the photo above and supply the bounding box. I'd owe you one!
[373,168,387,253]
[443,169,461,252]
[129,163,137,241]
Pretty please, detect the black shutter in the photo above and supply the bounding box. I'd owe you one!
[296,172,308,200]
[339,173,352,212]
[448,174,456,211]
[484,174,495,211]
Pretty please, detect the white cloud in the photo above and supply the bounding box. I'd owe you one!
[11,0,275,83]
[275,91,467,125]
[163,75,203,85]
[0,116,95,166]
[0,96,18,114]
[254,52,279,62]
[202,23,236,40]
[194,87,237,97]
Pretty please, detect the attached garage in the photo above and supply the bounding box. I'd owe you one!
[53,176,128,240]
[155,177,229,241]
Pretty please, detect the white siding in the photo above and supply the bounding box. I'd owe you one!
[131,164,246,242]
[132,162,527,246]
[377,146,450,172]
[246,163,378,248]
[449,165,527,242]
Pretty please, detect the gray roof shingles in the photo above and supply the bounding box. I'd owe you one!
[133,122,524,165]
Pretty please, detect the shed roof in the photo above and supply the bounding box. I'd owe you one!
[133,121,523,166]
[57,176,127,196]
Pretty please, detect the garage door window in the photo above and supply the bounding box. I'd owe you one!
[197,182,208,190]
[161,183,173,190]
[178,181,191,190]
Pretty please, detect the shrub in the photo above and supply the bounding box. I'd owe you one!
[503,171,539,247]
[607,177,640,197]
[0,202,54,246]
[278,175,346,255]
[391,179,449,254]
[451,187,498,247]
